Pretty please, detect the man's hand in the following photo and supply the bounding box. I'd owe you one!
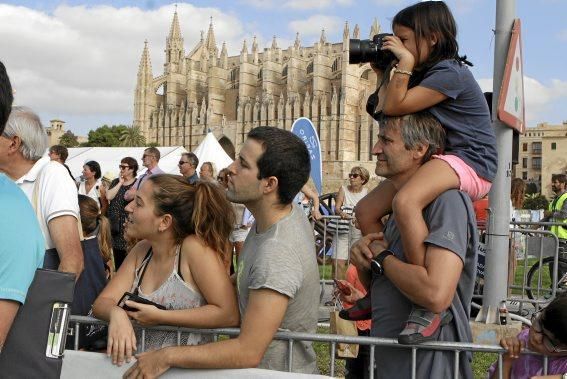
[123,348,171,379]
[349,233,386,271]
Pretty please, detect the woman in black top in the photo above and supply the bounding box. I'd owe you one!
[106,157,138,269]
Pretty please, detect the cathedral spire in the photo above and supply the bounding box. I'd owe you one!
[271,35,278,50]
[220,42,228,68]
[252,35,258,53]
[343,22,349,41]
[205,16,218,53]
[138,40,153,77]
[240,39,248,63]
[167,7,182,42]
[369,18,380,38]
[353,24,360,39]
[319,28,327,45]
[294,32,301,49]
[165,7,184,69]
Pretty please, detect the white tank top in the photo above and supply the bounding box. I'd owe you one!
[131,245,213,350]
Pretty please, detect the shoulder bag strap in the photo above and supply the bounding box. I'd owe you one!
[134,247,153,295]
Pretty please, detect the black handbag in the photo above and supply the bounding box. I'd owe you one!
[0,269,76,378]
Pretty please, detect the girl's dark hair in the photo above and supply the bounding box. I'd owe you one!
[393,1,472,85]
[148,174,235,256]
[78,195,114,272]
[540,294,567,344]
[121,156,139,176]
[85,160,102,179]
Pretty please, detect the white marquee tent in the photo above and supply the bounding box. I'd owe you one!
[62,146,188,180]
[56,133,233,181]
[193,132,234,174]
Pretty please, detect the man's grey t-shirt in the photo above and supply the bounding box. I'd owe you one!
[236,204,319,373]
[371,190,478,379]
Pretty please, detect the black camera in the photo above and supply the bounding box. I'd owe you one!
[349,33,396,70]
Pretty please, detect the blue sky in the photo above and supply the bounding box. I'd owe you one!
[1,0,565,136]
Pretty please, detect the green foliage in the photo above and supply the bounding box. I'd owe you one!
[119,126,146,147]
[58,130,79,147]
[85,124,129,147]
[525,182,538,195]
[523,193,549,210]
[146,142,160,148]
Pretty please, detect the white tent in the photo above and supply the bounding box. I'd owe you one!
[193,132,234,174]
[62,146,188,180]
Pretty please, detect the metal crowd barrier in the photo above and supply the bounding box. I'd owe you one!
[505,221,566,316]
[68,315,553,379]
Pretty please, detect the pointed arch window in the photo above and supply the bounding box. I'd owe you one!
[306,62,314,74]
[282,65,288,78]
[332,57,341,72]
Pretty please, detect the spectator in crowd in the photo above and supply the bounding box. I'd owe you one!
[0,60,45,350]
[106,157,138,269]
[48,144,75,181]
[473,194,489,231]
[0,106,83,278]
[488,295,567,378]
[331,166,369,280]
[79,160,107,213]
[199,161,215,182]
[296,183,323,221]
[74,195,113,316]
[335,264,372,379]
[543,173,567,281]
[123,126,319,377]
[178,152,199,184]
[509,178,526,290]
[350,113,477,378]
[124,147,164,201]
[543,174,567,250]
[217,167,253,274]
[93,176,238,365]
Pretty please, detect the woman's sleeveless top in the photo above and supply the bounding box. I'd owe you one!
[130,246,213,351]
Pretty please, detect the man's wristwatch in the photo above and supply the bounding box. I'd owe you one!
[370,249,395,276]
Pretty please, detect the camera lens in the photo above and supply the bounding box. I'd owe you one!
[348,33,395,70]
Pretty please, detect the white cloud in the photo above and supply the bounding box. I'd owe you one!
[0,4,248,133]
[242,0,352,10]
[478,76,567,126]
[288,15,342,40]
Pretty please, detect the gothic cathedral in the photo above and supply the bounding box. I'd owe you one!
[133,10,382,191]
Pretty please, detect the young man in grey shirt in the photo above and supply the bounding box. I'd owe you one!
[350,113,477,379]
[124,126,319,377]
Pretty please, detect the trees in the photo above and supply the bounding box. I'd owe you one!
[58,130,79,147]
[119,126,146,147]
[84,125,128,147]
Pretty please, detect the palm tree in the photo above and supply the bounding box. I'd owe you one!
[119,126,146,147]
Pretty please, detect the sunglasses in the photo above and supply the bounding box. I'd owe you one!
[348,173,360,179]
[179,161,189,166]
[531,311,567,353]
[119,165,130,170]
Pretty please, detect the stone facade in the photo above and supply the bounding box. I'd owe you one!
[515,122,567,197]
[133,11,384,193]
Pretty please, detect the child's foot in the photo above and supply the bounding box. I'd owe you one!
[398,308,453,345]
[339,293,372,321]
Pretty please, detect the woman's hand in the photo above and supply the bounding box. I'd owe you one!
[311,208,323,221]
[107,306,137,366]
[500,336,524,360]
[123,348,172,379]
[125,300,165,327]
